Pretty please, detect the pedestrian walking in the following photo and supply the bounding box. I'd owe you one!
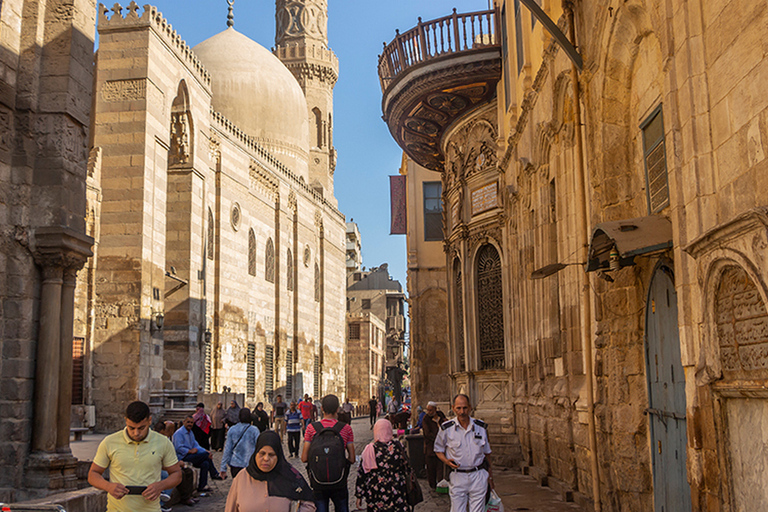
[272,394,288,443]
[192,402,212,450]
[252,402,270,433]
[355,419,411,512]
[300,394,314,432]
[172,415,223,493]
[87,401,181,511]
[302,394,355,512]
[368,396,378,428]
[286,401,303,457]
[220,408,260,478]
[210,401,227,451]
[421,401,447,489]
[226,399,241,427]
[434,394,494,512]
[224,431,316,512]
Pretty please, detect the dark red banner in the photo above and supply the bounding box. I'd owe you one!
[390,175,407,235]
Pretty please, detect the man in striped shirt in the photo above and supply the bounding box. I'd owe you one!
[286,401,303,457]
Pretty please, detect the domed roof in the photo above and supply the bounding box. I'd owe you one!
[194,28,309,176]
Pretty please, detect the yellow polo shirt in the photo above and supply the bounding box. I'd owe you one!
[93,428,178,512]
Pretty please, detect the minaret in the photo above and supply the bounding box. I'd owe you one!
[274,0,339,203]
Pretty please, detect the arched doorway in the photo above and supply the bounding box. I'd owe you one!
[645,266,691,512]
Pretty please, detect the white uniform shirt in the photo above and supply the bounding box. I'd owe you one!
[433,417,491,470]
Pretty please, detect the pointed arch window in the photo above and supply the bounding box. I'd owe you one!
[312,107,324,148]
[248,229,257,276]
[476,244,504,370]
[314,263,321,302]
[265,238,275,283]
[286,249,294,291]
[207,209,214,260]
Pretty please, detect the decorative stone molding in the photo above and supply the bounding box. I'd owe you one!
[101,78,146,102]
[249,159,279,199]
[276,0,328,45]
[33,226,94,272]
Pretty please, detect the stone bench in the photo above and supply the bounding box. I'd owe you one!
[70,427,91,442]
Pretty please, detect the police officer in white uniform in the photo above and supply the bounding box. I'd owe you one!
[434,394,493,512]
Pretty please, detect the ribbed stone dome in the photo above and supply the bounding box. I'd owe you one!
[194,28,309,176]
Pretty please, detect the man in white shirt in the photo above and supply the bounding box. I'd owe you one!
[434,394,494,512]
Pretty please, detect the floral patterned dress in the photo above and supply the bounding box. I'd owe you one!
[355,440,411,512]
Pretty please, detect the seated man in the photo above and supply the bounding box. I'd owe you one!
[153,420,197,506]
[172,415,222,493]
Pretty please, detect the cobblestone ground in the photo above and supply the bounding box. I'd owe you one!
[188,417,582,512]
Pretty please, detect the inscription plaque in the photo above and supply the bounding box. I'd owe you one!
[471,182,498,215]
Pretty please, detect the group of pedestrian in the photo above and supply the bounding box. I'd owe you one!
[87,393,493,512]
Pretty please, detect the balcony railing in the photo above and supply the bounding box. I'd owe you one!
[378,8,498,92]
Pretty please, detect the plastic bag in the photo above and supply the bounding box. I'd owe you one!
[436,478,450,495]
[485,489,504,512]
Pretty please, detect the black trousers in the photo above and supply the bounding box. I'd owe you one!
[288,430,301,456]
[369,411,377,426]
[210,428,225,451]
[192,424,210,450]
[425,454,443,489]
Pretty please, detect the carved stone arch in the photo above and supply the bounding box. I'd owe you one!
[311,106,324,148]
[265,237,275,283]
[248,229,257,276]
[533,121,554,171]
[698,253,768,384]
[169,80,193,168]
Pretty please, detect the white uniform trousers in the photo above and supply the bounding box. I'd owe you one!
[449,468,488,512]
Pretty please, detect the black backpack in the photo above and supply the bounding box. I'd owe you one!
[307,421,349,489]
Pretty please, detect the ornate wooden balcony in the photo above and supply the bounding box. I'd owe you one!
[379,9,501,172]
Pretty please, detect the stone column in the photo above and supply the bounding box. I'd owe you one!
[56,265,79,453]
[32,263,63,454]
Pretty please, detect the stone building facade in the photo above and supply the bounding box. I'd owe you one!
[380,1,768,511]
[346,265,406,404]
[74,1,347,431]
[0,0,97,500]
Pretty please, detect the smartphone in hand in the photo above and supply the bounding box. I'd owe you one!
[126,486,148,495]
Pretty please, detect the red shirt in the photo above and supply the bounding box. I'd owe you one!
[304,419,354,445]
[300,401,313,419]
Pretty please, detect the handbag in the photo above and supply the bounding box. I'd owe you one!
[406,467,423,505]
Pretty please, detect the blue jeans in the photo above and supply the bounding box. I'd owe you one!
[313,486,349,512]
[183,451,217,490]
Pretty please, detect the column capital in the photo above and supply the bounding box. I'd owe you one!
[33,226,94,272]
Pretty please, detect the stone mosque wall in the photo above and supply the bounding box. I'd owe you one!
[75,3,346,431]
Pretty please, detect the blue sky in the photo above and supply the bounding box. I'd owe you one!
[116,1,489,287]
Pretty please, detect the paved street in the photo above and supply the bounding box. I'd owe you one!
[73,417,583,511]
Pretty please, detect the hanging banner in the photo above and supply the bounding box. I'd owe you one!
[390,175,407,235]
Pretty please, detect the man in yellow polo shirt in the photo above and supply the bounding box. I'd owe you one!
[88,401,181,511]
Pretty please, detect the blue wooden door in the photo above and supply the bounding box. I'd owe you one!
[645,267,692,512]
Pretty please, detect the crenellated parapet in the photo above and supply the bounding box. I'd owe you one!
[98,2,211,89]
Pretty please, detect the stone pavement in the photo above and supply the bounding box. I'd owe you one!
[71,418,584,511]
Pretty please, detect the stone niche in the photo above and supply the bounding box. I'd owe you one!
[686,207,768,511]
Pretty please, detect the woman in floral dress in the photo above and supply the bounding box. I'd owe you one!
[355,419,411,512]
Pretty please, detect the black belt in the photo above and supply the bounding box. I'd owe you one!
[454,466,482,473]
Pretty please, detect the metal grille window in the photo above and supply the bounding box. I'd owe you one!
[287,249,294,291]
[641,105,669,213]
[285,349,293,399]
[207,209,214,260]
[204,339,212,392]
[423,182,443,241]
[72,337,85,405]
[265,345,274,402]
[265,238,275,283]
[313,355,320,398]
[248,229,256,276]
[477,244,505,370]
[349,323,360,340]
[362,298,371,310]
[247,344,256,397]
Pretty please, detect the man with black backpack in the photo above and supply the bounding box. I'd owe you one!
[302,394,356,512]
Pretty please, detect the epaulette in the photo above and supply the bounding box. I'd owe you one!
[474,419,487,429]
[440,420,455,431]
